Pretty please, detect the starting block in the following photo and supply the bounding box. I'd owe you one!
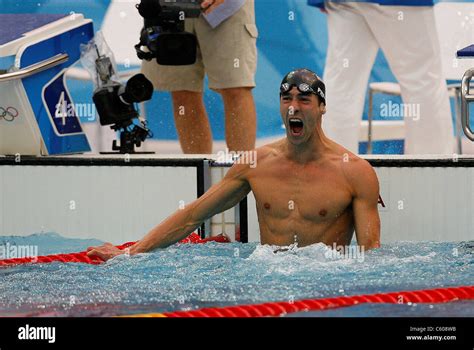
[0,13,94,155]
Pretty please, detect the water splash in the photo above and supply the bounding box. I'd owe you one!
[0,233,472,316]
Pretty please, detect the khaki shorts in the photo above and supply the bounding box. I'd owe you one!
[141,0,258,92]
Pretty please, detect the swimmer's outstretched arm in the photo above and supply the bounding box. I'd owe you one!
[87,163,251,261]
[344,158,381,251]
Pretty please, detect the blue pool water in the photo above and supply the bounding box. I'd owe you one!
[0,233,473,317]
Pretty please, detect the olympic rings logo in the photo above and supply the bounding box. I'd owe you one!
[0,107,19,122]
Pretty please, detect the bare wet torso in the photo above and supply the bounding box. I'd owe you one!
[247,142,356,247]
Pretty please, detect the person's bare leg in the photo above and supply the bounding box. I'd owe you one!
[220,87,256,151]
[171,91,213,154]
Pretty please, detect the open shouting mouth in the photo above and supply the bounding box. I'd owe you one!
[288,118,304,136]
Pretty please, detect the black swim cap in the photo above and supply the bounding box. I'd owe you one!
[280,68,326,105]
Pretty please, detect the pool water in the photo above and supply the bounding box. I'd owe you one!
[0,233,473,317]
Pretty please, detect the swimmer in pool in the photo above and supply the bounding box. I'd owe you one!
[87,68,381,261]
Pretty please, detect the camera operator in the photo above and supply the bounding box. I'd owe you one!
[141,0,258,154]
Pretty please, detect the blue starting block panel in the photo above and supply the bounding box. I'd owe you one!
[0,14,67,46]
[457,45,474,58]
[0,14,94,155]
